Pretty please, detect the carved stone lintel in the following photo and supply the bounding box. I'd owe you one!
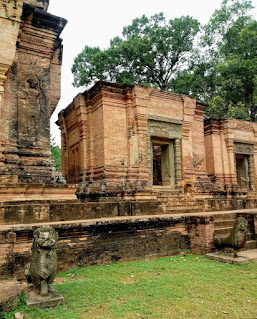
[234,142,253,155]
[148,120,182,139]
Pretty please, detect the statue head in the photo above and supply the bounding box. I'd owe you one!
[33,226,58,249]
[234,217,248,233]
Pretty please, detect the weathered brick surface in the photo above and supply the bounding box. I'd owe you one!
[204,119,257,191]
[187,216,215,254]
[0,199,163,225]
[1,211,257,278]
[0,0,67,187]
[0,217,189,279]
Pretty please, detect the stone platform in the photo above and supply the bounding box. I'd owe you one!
[26,285,64,310]
[206,249,257,265]
[0,184,77,202]
[0,208,256,279]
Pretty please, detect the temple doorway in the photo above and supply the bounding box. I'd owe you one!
[236,154,249,189]
[152,140,175,187]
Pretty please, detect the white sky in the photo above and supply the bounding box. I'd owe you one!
[48,0,257,146]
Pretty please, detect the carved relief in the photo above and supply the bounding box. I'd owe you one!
[193,152,204,169]
[234,142,253,155]
[148,120,181,139]
[18,75,48,143]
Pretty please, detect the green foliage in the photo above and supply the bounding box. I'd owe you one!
[172,0,257,121]
[73,1,257,121]
[72,13,200,90]
[206,96,250,120]
[50,137,61,172]
[4,255,257,318]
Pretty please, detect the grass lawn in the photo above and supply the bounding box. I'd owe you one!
[2,254,257,319]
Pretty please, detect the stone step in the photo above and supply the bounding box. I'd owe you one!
[166,207,204,214]
[165,203,201,209]
[165,201,198,206]
[212,213,237,221]
[157,195,194,200]
[214,220,236,228]
[166,203,203,209]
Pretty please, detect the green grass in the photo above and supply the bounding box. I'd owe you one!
[2,254,257,319]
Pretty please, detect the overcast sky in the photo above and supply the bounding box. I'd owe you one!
[48,0,257,145]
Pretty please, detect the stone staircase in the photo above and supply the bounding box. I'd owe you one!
[213,213,257,251]
[157,191,204,214]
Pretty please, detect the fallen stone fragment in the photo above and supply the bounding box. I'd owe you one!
[0,280,21,312]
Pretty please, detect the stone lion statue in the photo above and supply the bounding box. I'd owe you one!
[25,226,59,296]
[214,217,248,258]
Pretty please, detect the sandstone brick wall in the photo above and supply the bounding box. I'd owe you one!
[0,217,189,279]
[0,200,163,225]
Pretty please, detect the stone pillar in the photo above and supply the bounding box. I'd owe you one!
[174,139,182,186]
[132,86,151,188]
[225,138,237,186]
[188,216,215,254]
[0,64,7,165]
[76,94,87,183]
[248,155,255,191]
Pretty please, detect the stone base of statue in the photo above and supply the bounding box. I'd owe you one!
[206,251,250,265]
[206,248,257,265]
[26,285,64,310]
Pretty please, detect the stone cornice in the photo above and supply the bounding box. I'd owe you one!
[22,3,67,36]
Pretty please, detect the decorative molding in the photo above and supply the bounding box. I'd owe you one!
[234,142,253,155]
[234,139,254,145]
[150,89,183,102]
[148,115,182,125]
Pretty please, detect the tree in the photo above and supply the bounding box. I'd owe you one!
[50,137,61,171]
[215,19,257,120]
[72,13,200,91]
[172,0,257,121]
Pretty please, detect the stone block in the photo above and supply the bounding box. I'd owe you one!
[0,280,21,312]
[26,285,64,310]
[206,251,251,265]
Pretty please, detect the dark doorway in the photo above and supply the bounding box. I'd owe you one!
[153,145,162,185]
[236,155,249,189]
[152,141,174,187]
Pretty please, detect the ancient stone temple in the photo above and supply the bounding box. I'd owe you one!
[58,82,257,201]
[58,81,211,199]
[204,119,257,191]
[1,1,257,282]
[0,0,76,200]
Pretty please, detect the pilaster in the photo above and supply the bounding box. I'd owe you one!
[174,139,182,186]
